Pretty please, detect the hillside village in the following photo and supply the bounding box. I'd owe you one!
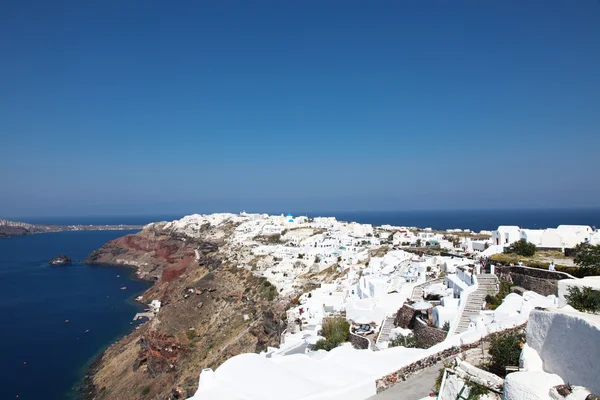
[135,212,599,400]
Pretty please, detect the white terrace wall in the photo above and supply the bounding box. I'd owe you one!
[526,310,600,394]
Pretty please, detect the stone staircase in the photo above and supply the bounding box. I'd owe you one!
[410,278,444,301]
[454,274,498,334]
[375,316,397,349]
[411,286,425,301]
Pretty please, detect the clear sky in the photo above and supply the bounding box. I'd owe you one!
[1,1,599,217]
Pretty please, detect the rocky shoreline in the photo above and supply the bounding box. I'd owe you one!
[77,220,297,400]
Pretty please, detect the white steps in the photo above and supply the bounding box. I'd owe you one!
[454,274,498,333]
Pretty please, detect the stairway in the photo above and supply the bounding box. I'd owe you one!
[410,277,444,301]
[375,316,397,349]
[411,286,425,301]
[454,274,498,334]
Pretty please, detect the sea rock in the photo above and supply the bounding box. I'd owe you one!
[49,254,72,265]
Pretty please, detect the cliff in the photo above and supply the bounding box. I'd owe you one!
[82,220,295,399]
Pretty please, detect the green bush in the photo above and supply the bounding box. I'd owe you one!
[259,279,278,301]
[442,321,450,331]
[314,317,350,351]
[572,242,600,272]
[484,329,525,377]
[465,380,490,400]
[314,338,337,351]
[141,385,151,396]
[389,334,419,348]
[565,286,600,313]
[508,239,536,257]
[485,281,513,310]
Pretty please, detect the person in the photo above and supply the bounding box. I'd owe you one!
[549,262,556,271]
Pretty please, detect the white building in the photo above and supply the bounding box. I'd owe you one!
[492,226,521,247]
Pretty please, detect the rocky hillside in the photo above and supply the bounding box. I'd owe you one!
[0,218,142,238]
[82,220,299,400]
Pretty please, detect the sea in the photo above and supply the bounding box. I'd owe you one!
[2,208,599,399]
[0,230,150,400]
[16,207,600,232]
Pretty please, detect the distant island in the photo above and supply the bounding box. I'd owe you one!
[0,219,143,239]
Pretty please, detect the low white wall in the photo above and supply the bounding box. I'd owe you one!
[303,380,375,400]
[526,310,600,394]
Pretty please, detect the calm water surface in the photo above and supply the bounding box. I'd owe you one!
[0,230,150,400]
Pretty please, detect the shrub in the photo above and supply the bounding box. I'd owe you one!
[508,239,536,257]
[572,242,600,271]
[314,317,350,350]
[314,339,337,351]
[435,368,445,392]
[465,380,490,399]
[485,281,513,310]
[484,329,525,377]
[389,334,419,348]
[442,321,450,331]
[565,286,600,313]
[141,385,151,396]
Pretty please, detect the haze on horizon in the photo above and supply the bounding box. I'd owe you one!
[1,1,599,218]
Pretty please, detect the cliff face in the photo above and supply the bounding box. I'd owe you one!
[83,222,290,400]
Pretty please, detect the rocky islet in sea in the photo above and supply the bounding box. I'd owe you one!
[49,254,72,265]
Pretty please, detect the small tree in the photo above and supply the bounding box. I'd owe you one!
[508,239,536,257]
[442,321,450,331]
[484,329,525,377]
[565,286,600,313]
[416,239,422,247]
[572,242,600,271]
[314,317,350,351]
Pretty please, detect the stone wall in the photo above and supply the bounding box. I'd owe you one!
[349,331,370,350]
[496,265,574,296]
[394,304,418,329]
[376,346,460,392]
[413,318,447,349]
[376,323,527,393]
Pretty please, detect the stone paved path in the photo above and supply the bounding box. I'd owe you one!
[368,363,440,400]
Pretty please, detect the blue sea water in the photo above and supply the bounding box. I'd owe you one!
[0,230,150,400]
[309,208,600,231]
[16,208,600,232]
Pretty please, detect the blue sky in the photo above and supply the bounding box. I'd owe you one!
[1,1,599,217]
